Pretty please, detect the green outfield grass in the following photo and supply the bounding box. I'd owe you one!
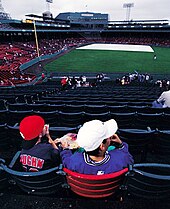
[44,46,170,74]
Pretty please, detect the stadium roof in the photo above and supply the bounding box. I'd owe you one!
[25,14,69,24]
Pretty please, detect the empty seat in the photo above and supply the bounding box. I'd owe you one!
[26,103,47,112]
[157,113,170,130]
[110,112,136,129]
[8,103,30,111]
[0,158,9,191]
[59,111,84,127]
[84,112,110,123]
[49,126,80,138]
[117,129,155,162]
[84,104,108,114]
[6,124,22,149]
[153,130,170,157]
[63,104,85,113]
[123,163,170,200]
[107,105,128,113]
[34,111,59,126]
[0,99,7,110]
[7,110,34,126]
[135,113,162,129]
[0,124,11,148]
[0,109,8,124]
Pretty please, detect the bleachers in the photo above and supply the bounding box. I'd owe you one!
[0,79,170,203]
[0,156,170,200]
[0,81,170,160]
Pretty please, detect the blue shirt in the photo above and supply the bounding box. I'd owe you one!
[60,142,134,175]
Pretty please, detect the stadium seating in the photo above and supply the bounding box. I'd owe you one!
[84,104,108,114]
[0,151,66,195]
[153,130,170,156]
[46,104,65,112]
[49,126,80,138]
[135,113,162,129]
[0,109,8,124]
[157,113,170,130]
[117,129,155,162]
[7,110,34,126]
[0,124,11,148]
[58,111,84,127]
[7,103,30,111]
[0,74,170,205]
[109,112,136,129]
[0,99,7,110]
[6,124,23,148]
[84,112,110,123]
[122,163,170,200]
[0,158,9,191]
[33,110,59,126]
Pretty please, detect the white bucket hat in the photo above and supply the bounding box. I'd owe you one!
[76,119,118,151]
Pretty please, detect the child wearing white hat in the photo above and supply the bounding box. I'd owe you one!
[60,119,134,175]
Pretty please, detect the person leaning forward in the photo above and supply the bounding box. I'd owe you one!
[19,115,60,172]
[60,119,134,175]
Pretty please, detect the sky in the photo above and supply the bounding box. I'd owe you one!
[2,0,170,21]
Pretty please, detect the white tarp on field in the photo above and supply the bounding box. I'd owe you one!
[77,43,154,53]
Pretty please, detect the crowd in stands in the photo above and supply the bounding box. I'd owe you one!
[60,73,106,90]
[0,36,170,86]
[0,38,87,86]
[102,37,170,47]
[155,78,170,89]
[116,71,153,85]
[61,75,88,90]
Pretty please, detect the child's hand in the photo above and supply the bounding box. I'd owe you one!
[43,124,49,136]
[110,134,122,144]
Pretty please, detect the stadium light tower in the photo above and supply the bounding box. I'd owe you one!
[46,0,53,12]
[123,3,134,22]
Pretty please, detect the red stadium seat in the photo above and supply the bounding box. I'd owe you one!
[63,167,128,198]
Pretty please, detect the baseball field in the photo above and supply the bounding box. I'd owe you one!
[44,44,170,74]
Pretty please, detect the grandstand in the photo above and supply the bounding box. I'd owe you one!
[0,2,170,209]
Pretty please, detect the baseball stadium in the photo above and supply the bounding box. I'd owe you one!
[0,1,170,209]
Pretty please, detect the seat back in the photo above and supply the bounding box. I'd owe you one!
[7,110,34,126]
[0,152,66,195]
[59,111,84,127]
[84,112,110,123]
[63,167,128,198]
[135,113,162,129]
[110,112,136,129]
[154,130,170,156]
[0,124,10,148]
[117,129,155,162]
[124,163,170,199]
[0,159,9,191]
[49,126,80,138]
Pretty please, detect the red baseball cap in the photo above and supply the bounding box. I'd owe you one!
[19,115,45,140]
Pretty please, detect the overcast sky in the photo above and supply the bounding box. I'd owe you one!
[2,0,170,21]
